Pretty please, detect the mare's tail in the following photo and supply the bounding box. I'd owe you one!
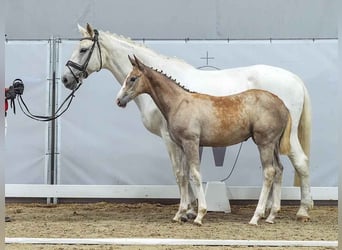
[298,86,311,160]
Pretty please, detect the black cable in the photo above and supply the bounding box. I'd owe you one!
[220,142,243,182]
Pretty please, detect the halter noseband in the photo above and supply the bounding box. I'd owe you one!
[66,29,103,84]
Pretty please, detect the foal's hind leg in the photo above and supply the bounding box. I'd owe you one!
[265,152,283,224]
[288,135,313,221]
[249,146,276,225]
[264,188,273,218]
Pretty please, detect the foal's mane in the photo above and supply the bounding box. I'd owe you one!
[148,66,196,94]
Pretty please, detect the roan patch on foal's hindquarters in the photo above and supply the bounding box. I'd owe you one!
[117,55,292,226]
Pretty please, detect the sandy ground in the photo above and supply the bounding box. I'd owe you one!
[5,201,338,250]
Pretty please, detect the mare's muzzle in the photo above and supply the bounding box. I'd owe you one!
[65,60,89,84]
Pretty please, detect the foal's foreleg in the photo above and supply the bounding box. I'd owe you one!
[161,132,196,222]
[172,152,190,223]
[182,139,207,226]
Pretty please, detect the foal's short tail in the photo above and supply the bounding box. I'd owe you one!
[279,114,292,155]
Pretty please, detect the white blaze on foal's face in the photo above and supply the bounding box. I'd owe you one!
[116,56,147,108]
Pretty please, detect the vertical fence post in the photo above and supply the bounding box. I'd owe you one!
[47,37,60,204]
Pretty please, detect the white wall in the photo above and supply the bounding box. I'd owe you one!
[5,0,337,39]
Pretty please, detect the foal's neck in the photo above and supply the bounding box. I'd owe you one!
[145,70,191,119]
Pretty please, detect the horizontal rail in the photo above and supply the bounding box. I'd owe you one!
[5,237,338,247]
[5,184,337,200]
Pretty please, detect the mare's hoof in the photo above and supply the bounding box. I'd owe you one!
[186,212,197,220]
[297,216,310,222]
[172,216,187,224]
[180,215,188,222]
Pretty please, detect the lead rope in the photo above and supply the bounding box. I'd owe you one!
[14,29,101,122]
[17,82,82,122]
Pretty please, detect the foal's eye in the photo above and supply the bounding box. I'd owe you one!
[130,77,137,82]
[80,48,88,54]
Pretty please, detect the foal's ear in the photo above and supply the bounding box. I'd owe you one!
[133,55,145,71]
[128,55,136,67]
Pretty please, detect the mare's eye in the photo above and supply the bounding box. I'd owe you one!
[130,77,137,82]
[80,48,88,54]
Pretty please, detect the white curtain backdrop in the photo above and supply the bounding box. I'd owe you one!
[5,39,338,188]
[5,41,49,184]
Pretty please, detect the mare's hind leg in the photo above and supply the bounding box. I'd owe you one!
[249,146,276,225]
[288,135,313,221]
[265,151,283,224]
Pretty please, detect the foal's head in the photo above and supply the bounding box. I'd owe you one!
[116,55,148,108]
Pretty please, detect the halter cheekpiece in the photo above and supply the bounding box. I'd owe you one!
[65,29,102,84]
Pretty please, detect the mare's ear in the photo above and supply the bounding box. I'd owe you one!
[78,24,88,37]
[133,55,145,71]
[128,55,136,67]
[86,23,94,37]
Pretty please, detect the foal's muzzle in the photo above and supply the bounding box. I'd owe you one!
[116,98,127,108]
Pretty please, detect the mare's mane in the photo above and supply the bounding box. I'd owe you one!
[101,30,192,69]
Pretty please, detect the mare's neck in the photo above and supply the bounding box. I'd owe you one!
[145,70,189,120]
[99,31,194,111]
[100,31,195,83]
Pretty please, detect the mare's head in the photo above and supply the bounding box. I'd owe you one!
[61,24,103,90]
[116,55,148,108]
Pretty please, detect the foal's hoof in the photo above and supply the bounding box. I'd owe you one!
[193,219,203,226]
[265,219,275,224]
[248,216,260,226]
[248,221,259,226]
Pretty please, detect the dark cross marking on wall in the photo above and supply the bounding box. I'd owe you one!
[197,51,226,167]
[199,146,227,167]
[200,51,215,66]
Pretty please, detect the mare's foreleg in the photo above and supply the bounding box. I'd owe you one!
[249,146,276,225]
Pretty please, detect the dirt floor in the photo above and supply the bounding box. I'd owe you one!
[5,201,338,250]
